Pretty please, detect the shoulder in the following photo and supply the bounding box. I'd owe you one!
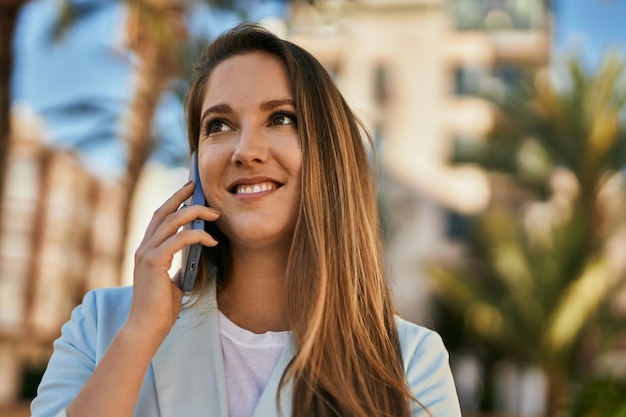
[395,315,448,362]
[78,285,133,318]
[395,316,462,416]
[88,285,133,302]
[56,286,134,363]
[62,286,133,344]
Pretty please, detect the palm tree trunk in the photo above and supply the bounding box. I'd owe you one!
[546,366,567,417]
[101,1,183,287]
[0,0,26,204]
[124,35,170,193]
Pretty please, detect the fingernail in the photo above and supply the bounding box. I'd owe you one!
[208,207,221,215]
[183,180,193,187]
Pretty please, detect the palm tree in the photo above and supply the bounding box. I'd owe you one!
[431,53,626,415]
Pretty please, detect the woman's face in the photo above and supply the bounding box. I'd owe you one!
[197,51,302,252]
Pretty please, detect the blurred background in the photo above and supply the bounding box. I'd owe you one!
[1,0,626,416]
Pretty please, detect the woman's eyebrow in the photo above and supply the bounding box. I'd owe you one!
[259,99,295,111]
[200,103,232,123]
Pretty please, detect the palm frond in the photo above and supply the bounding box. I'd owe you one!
[543,257,614,355]
[51,0,75,41]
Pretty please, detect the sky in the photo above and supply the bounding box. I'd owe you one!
[552,0,626,68]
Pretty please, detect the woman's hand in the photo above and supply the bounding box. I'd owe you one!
[65,182,220,417]
[127,181,220,341]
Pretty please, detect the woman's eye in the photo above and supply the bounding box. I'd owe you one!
[204,119,231,136]
[271,112,297,127]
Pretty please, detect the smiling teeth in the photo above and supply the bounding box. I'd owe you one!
[235,182,277,194]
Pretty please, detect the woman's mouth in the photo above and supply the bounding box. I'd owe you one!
[231,181,282,194]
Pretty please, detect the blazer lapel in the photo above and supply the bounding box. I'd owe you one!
[251,339,296,417]
[152,286,228,417]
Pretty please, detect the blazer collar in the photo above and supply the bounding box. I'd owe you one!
[152,285,228,417]
[151,283,295,417]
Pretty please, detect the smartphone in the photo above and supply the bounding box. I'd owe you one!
[180,151,206,292]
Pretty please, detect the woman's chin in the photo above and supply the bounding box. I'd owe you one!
[225,227,294,252]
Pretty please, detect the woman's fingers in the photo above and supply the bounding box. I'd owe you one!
[142,181,194,241]
[141,182,220,248]
[136,226,218,270]
[149,204,221,250]
[133,181,220,286]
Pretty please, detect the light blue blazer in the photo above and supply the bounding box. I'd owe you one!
[30,285,461,417]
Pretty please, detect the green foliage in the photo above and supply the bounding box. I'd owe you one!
[432,52,626,411]
[431,204,599,365]
[565,377,626,417]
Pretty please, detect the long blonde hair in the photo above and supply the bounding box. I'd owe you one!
[186,23,415,417]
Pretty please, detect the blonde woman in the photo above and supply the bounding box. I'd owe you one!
[31,24,461,417]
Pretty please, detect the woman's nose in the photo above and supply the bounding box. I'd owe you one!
[231,127,269,167]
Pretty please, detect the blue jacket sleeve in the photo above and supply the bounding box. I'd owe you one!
[30,288,131,417]
[30,290,100,417]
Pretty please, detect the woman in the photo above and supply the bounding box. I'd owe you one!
[30,24,461,417]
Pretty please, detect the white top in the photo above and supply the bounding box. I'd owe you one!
[218,311,291,417]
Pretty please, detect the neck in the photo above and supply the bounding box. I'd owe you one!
[217,245,289,333]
